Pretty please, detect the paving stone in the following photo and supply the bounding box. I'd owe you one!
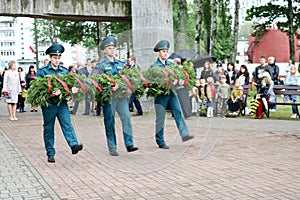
[0,101,300,199]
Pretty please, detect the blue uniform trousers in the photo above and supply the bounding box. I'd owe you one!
[129,94,143,114]
[154,92,190,146]
[102,98,134,151]
[41,101,79,156]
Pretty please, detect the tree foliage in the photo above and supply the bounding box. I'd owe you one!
[213,0,232,62]
[245,0,300,62]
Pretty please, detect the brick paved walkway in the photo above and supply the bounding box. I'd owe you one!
[0,99,299,199]
[0,128,59,199]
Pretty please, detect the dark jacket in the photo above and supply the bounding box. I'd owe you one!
[200,70,216,82]
[253,65,273,87]
[226,70,238,85]
[269,63,280,84]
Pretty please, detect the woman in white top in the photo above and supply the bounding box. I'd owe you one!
[3,60,22,120]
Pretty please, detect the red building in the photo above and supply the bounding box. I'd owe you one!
[247,28,299,63]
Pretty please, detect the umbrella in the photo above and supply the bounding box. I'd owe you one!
[168,52,183,59]
[168,49,197,59]
[192,55,217,68]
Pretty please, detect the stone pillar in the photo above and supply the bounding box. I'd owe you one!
[132,0,174,69]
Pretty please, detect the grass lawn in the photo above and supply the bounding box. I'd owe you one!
[242,89,299,120]
[195,88,299,120]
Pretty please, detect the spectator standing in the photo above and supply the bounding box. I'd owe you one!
[216,75,230,117]
[36,44,83,163]
[25,65,37,112]
[200,61,216,82]
[205,76,216,117]
[228,79,243,114]
[43,59,49,67]
[237,64,250,86]
[149,40,194,149]
[285,65,300,118]
[285,59,293,75]
[268,56,280,84]
[268,56,280,111]
[2,60,22,121]
[127,56,143,116]
[17,67,26,113]
[91,59,101,116]
[226,62,238,85]
[81,58,93,115]
[253,56,273,92]
[68,65,77,74]
[71,60,92,115]
[214,63,228,84]
[96,36,138,156]
[0,69,5,98]
[192,79,206,117]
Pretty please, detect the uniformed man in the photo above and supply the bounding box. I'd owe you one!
[96,36,138,156]
[150,40,194,149]
[36,44,83,163]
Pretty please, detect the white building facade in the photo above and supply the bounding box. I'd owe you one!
[0,16,87,72]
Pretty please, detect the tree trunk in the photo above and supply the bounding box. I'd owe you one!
[230,0,240,63]
[195,0,203,58]
[287,0,295,64]
[209,0,217,56]
[97,22,106,60]
[33,19,39,69]
[176,0,187,50]
[49,20,58,44]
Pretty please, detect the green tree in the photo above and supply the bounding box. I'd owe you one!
[194,0,203,57]
[214,0,232,62]
[230,0,240,62]
[246,0,300,63]
[239,21,253,39]
[176,0,188,50]
[107,21,132,59]
[209,0,217,56]
[56,21,99,48]
[202,0,212,53]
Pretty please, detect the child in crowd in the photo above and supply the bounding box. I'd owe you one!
[205,77,216,117]
[192,79,207,117]
[250,72,275,118]
[228,79,243,115]
[216,75,230,117]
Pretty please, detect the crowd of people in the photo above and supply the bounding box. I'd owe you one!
[191,55,300,119]
[1,37,299,162]
[192,61,250,117]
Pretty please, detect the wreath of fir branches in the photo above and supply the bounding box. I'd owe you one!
[143,66,176,97]
[26,65,196,107]
[26,74,73,107]
[119,68,146,98]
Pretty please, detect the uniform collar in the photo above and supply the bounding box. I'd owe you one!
[46,62,65,71]
[104,56,120,64]
[155,57,173,66]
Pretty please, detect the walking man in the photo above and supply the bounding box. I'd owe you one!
[150,40,194,149]
[36,44,83,163]
[96,36,138,156]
